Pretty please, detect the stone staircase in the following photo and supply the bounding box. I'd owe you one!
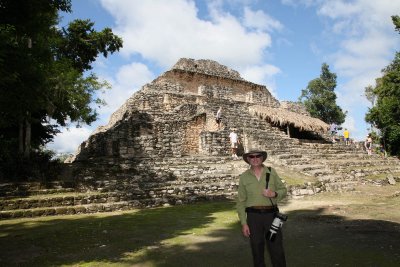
[2,145,398,220]
[0,156,249,219]
[0,190,134,219]
[211,98,399,189]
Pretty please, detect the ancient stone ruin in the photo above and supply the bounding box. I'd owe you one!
[1,58,399,219]
[71,58,328,161]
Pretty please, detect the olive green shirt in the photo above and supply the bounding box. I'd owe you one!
[236,165,287,225]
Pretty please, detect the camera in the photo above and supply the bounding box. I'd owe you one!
[268,213,288,242]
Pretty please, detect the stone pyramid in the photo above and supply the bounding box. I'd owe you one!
[63,58,399,207]
[71,58,326,163]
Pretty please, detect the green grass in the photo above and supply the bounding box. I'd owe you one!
[1,194,400,267]
[0,201,250,267]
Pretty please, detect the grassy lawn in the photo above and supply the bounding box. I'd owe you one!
[1,184,400,267]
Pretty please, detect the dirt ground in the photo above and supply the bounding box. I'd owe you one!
[279,182,400,266]
[282,182,400,219]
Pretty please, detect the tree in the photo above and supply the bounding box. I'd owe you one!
[393,15,400,33]
[0,0,123,180]
[299,63,346,124]
[365,16,400,156]
[364,85,377,132]
[0,0,123,162]
[1,1,65,159]
[364,85,376,106]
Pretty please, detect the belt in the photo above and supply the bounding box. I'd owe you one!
[251,206,275,210]
[245,206,278,213]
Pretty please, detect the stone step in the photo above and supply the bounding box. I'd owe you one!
[290,164,327,172]
[275,153,304,160]
[317,174,344,182]
[329,159,400,169]
[0,183,239,219]
[340,166,400,176]
[316,153,375,159]
[323,181,359,192]
[281,158,312,165]
[0,182,75,197]
[0,201,139,219]
[0,192,128,211]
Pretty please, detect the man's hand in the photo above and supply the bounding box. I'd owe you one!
[263,188,276,198]
[242,224,250,237]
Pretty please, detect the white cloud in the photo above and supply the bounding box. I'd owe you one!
[281,0,318,8]
[333,53,388,77]
[100,0,273,68]
[98,62,154,117]
[318,0,399,22]
[47,127,92,154]
[240,64,281,96]
[243,7,283,32]
[317,1,360,19]
[340,31,396,59]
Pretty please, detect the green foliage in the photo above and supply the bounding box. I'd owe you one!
[0,147,63,182]
[0,0,123,178]
[58,19,123,72]
[392,15,400,33]
[299,63,346,124]
[365,16,400,156]
[364,85,376,106]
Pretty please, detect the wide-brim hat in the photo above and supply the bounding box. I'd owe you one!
[243,149,268,164]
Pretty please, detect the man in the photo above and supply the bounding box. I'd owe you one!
[330,123,337,143]
[365,134,373,155]
[229,129,240,160]
[343,128,350,145]
[237,149,287,267]
[216,107,222,129]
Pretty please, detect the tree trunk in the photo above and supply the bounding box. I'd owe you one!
[23,118,31,159]
[18,119,24,154]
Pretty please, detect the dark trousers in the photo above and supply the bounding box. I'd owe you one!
[247,212,286,267]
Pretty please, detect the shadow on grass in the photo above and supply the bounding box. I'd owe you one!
[0,200,240,266]
[285,208,400,267]
[1,201,400,266]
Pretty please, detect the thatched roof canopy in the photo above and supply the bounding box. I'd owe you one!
[249,106,329,133]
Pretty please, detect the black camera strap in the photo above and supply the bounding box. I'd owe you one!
[266,167,278,209]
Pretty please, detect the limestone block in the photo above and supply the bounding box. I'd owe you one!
[387,174,396,185]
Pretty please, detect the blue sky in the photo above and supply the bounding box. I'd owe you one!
[48,0,400,154]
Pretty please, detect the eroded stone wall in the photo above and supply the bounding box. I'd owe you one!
[199,131,230,156]
[153,70,279,106]
[172,58,244,81]
[183,114,206,155]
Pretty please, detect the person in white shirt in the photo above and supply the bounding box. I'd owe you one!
[229,129,240,160]
[216,107,222,129]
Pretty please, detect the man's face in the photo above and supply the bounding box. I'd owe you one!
[247,153,263,166]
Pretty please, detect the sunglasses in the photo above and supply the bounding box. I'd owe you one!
[248,154,262,159]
